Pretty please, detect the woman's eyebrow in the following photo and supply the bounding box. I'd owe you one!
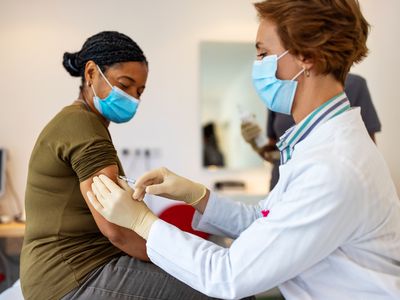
[118,75,136,83]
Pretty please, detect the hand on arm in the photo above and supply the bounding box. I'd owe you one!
[88,175,158,240]
[80,165,149,260]
[88,168,211,239]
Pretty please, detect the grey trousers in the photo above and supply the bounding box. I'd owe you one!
[62,255,255,300]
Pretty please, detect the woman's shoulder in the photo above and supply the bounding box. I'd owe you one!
[41,103,110,142]
[57,103,100,123]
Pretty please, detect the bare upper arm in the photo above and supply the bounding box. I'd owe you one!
[79,164,122,240]
[80,164,149,260]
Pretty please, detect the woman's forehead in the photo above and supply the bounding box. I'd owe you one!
[256,19,280,50]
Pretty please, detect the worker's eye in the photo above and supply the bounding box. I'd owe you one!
[257,52,268,59]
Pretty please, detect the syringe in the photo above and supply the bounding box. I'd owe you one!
[118,175,136,185]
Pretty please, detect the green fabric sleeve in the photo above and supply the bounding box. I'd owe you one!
[70,137,118,182]
[52,106,120,182]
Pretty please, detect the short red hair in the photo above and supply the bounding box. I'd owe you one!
[254,0,369,84]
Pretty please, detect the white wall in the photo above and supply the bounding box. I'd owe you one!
[0,0,399,214]
[352,0,400,194]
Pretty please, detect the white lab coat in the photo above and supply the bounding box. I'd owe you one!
[146,108,400,300]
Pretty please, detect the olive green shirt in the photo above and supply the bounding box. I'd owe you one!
[21,103,124,300]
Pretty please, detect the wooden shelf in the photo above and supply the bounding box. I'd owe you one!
[0,222,25,238]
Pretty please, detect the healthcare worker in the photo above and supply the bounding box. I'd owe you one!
[88,0,400,299]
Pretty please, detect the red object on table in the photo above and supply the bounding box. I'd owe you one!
[159,204,210,239]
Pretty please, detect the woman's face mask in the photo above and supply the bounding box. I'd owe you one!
[252,50,304,115]
[91,65,139,123]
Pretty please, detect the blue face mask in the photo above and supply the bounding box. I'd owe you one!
[91,65,139,123]
[252,50,304,115]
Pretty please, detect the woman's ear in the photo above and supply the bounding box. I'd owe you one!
[84,60,97,86]
[295,55,314,74]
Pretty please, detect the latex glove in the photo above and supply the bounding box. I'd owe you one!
[87,174,158,240]
[133,167,207,205]
[241,122,262,144]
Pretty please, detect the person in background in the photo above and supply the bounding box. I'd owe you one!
[21,31,225,300]
[203,122,225,167]
[242,73,381,190]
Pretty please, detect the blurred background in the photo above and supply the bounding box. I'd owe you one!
[0,0,399,297]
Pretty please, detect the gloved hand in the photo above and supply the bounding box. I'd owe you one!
[87,175,158,240]
[241,122,262,144]
[133,167,207,206]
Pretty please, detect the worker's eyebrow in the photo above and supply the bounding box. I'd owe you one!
[256,42,270,52]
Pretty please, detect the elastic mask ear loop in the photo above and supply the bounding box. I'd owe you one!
[291,68,305,81]
[89,82,98,98]
[277,50,305,81]
[277,50,289,60]
[96,65,113,88]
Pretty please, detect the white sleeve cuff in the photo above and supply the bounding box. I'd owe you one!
[192,191,263,238]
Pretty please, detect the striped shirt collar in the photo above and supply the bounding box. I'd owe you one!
[277,92,351,165]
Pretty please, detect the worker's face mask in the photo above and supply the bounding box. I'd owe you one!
[252,50,304,115]
[91,65,139,123]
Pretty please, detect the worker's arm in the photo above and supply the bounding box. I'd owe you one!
[80,164,149,261]
[131,167,264,238]
[146,159,364,299]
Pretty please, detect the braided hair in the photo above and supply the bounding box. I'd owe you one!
[62,31,147,78]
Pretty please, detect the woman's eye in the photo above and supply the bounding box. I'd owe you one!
[119,82,128,89]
